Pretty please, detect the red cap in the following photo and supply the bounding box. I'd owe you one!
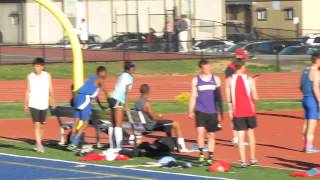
[209,160,231,172]
[235,48,249,60]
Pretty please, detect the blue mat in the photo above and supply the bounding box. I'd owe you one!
[0,153,234,180]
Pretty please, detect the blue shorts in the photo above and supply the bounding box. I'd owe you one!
[74,94,92,121]
[303,96,320,120]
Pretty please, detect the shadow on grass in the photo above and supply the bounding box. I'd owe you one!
[0,136,71,152]
[267,156,319,170]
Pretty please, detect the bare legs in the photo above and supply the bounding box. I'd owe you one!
[238,129,256,164]
[197,127,215,160]
[197,127,206,150]
[207,132,215,159]
[34,122,44,151]
[112,108,124,150]
[172,122,183,137]
[304,119,318,151]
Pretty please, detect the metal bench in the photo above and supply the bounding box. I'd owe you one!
[50,106,112,147]
[124,109,172,148]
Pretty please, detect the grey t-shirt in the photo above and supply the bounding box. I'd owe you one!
[134,97,157,130]
[176,19,188,32]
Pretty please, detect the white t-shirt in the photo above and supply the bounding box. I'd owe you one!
[28,71,50,110]
[111,72,133,103]
[77,22,88,41]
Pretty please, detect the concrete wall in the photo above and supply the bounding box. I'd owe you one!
[0,3,20,43]
[301,0,320,35]
[252,0,302,38]
[0,0,225,44]
[24,0,64,44]
[192,0,226,39]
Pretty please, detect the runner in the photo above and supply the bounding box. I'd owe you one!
[188,59,223,165]
[225,48,249,146]
[24,58,56,153]
[67,66,108,151]
[301,52,320,153]
[134,84,190,152]
[226,59,258,168]
[108,61,136,151]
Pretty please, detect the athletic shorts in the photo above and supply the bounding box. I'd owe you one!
[233,116,257,131]
[195,111,221,132]
[29,107,47,124]
[152,120,173,133]
[74,105,92,121]
[303,96,320,120]
[108,98,124,109]
[74,94,92,121]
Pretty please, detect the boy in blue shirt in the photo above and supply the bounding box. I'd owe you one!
[67,66,108,151]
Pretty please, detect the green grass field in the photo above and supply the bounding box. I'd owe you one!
[0,99,301,119]
[0,99,304,180]
[0,60,277,80]
[0,140,302,180]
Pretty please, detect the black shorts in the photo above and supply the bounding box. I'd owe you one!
[233,116,257,131]
[195,111,221,132]
[152,120,173,133]
[30,107,47,124]
[108,98,124,109]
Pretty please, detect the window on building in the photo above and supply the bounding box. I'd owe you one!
[314,37,320,44]
[228,6,239,20]
[257,9,267,21]
[284,8,294,20]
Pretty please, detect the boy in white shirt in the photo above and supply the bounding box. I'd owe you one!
[24,58,56,153]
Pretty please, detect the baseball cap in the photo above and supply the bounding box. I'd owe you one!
[235,48,249,60]
[209,160,231,172]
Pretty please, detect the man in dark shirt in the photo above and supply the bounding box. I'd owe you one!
[134,84,190,152]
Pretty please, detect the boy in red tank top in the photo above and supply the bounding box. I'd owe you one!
[226,59,258,168]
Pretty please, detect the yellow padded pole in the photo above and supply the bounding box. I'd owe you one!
[34,0,84,91]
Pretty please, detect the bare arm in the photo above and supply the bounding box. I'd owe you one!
[100,80,110,99]
[311,69,320,103]
[144,102,162,120]
[48,74,56,108]
[24,76,30,112]
[251,77,259,101]
[225,78,233,118]
[214,76,224,119]
[188,77,197,118]
[124,84,132,110]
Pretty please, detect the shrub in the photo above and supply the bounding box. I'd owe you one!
[175,92,191,104]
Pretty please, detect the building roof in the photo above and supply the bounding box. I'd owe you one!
[226,0,252,5]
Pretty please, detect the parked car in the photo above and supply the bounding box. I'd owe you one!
[227,40,301,56]
[111,38,164,51]
[90,33,147,50]
[301,34,320,46]
[54,34,103,48]
[203,44,234,54]
[227,32,255,43]
[280,45,320,55]
[192,39,234,52]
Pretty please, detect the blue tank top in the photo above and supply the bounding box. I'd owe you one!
[195,74,217,114]
[301,67,316,97]
[78,75,99,97]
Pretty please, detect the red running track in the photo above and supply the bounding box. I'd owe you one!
[0,72,301,102]
[0,110,318,170]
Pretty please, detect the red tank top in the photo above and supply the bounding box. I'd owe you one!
[231,75,256,117]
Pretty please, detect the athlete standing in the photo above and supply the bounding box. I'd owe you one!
[301,52,320,153]
[189,59,223,165]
